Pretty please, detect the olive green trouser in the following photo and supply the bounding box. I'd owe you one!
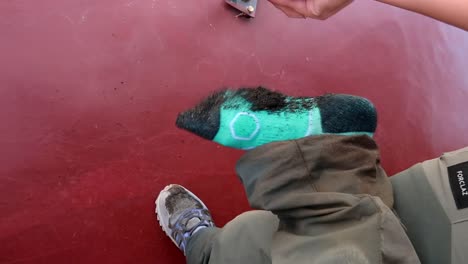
[186,135,463,264]
[186,210,278,264]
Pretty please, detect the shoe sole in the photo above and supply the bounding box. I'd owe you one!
[155,184,210,252]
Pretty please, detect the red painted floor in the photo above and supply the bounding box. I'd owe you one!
[1,0,468,263]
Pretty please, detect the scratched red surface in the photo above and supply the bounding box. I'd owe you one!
[1,0,468,263]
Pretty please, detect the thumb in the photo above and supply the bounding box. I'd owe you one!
[272,3,307,18]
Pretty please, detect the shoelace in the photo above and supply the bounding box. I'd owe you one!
[170,208,214,254]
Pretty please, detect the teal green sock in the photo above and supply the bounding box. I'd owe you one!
[176,87,376,149]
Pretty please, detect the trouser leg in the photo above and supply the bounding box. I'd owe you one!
[185,211,278,264]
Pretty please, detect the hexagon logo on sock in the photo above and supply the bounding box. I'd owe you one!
[229,112,260,141]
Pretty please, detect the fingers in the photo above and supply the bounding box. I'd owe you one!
[268,0,353,19]
[272,3,306,18]
[308,0,354,19]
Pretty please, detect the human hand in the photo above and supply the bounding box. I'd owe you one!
[268,0,353,19]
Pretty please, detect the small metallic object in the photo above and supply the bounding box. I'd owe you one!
[225,0,258,17]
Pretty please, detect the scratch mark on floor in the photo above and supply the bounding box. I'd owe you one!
[49,224,63,244]
[252,53,282,78]
[155,34,166,51]
[61,15,75,25]
[194,58,214,72]
[253,53,264,73]
[80,10,89,23]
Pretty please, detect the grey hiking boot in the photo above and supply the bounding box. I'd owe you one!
[155,184,215,254]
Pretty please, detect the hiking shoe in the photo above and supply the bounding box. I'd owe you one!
[155,184,215,254]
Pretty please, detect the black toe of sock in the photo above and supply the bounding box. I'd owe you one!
[317,94,377,134]
[175,90,225,140]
